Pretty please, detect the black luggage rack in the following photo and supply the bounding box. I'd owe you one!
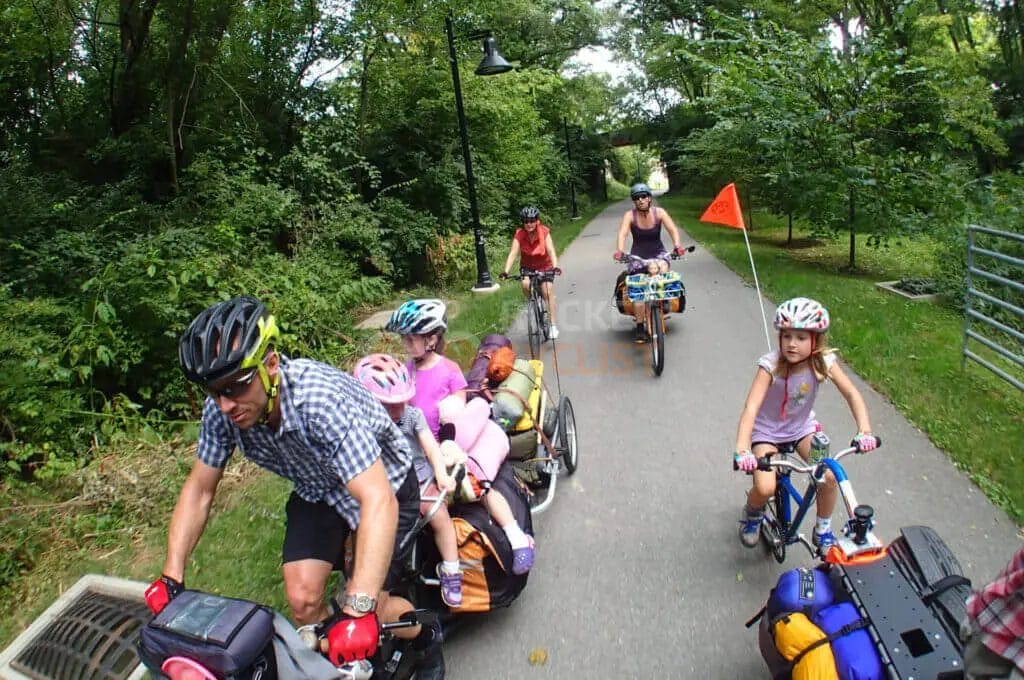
[835,526,971,680]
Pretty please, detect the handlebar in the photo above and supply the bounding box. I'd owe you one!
[616,246,695,265]
[732,437,882,473]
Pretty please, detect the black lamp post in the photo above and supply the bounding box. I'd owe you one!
[562,117,579,219]
[445,14,512,292]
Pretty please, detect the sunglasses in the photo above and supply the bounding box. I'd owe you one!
[632,194,652,201]
[204,368,258,400]
[522,218,539,224]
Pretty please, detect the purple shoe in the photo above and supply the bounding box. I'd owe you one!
[511,536,535,575]
[436,564,463,608]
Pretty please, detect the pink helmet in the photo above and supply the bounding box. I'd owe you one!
[353,353,415,404]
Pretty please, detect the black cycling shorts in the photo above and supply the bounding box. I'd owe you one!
[281,465,420,591]
[752,433,813,456]
[520,268,555,283]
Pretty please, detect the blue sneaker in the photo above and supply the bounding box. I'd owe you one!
[812,529,836,554]
[739,508,763,548]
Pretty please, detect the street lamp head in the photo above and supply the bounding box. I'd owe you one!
[475,35,513,76]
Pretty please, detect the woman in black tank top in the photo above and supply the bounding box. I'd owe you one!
[613,186,686,340]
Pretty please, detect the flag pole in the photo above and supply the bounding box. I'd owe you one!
[740,224,772,351]
[699,183,773,351]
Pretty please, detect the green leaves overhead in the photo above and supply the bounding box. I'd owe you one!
[616,0,1014,268]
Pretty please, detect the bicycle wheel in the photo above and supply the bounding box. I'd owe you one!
[526,296,541,359]
[538,293,550,342]
[535,285,550,342]
[761,488,787,563]
[555,395,578,474]
[649,304,665,376]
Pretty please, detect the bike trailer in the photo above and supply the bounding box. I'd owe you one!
[137,590,277,679]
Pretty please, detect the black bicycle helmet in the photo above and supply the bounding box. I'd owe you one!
[179,295,280,384]
[630,183,652,200]
[520,206,541,220]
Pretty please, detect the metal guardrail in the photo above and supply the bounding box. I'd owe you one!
[961,225,1024,391]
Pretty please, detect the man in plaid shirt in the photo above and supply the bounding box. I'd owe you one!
[144,296,445,679]
[962,544,1024,679]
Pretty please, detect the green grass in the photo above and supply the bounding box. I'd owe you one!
[0,201,609,649]
[661,194,1024,524]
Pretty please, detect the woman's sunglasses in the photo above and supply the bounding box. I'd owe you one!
[204,368,258,400]
[632,194,652,201]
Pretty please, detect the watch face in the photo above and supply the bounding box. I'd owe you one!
[350,594,375,613]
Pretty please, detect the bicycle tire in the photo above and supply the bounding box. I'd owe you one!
[556,395,578,474]
[536,287,550,342]
[650,304,665,376]
[526,296,541,359]
[762,488,787,563]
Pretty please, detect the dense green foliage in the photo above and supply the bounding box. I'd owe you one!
[614,0,1023,272]
[0,0,620,478]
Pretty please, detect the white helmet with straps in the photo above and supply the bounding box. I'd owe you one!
[774,297,830,332]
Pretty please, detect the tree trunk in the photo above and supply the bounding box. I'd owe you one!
[164,0,195,196]
[848,187,857,270]
[787,211,793,245]
[112,0,160,136]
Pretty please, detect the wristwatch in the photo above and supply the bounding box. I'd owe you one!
[344,592,377,614]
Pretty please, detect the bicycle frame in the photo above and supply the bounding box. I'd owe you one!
[763,447,885,563]
[521,269,552,358]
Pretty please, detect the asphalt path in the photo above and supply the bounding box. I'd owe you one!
[443,199,1022,679]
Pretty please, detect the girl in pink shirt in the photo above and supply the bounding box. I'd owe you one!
[732,298,878,554]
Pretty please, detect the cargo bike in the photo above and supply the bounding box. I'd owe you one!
[739,432,971,680]
[613,247,695,376]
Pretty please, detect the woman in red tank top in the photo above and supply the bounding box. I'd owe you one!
[500,206,562,339]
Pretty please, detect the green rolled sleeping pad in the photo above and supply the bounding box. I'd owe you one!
[491,359,537,430]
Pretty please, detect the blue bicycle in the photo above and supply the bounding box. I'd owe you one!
[738,432,885,565]
[739,433,975,680]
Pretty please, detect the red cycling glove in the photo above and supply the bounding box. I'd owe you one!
[144,575,184,615]
[326,613,380,665]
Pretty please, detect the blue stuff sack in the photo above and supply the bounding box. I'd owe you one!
[813,602,883,680]
[767,567,835,620]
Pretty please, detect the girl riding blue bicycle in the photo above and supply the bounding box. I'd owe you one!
[733,297,879,554]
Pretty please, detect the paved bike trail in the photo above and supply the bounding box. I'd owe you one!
[443,200,1021,678]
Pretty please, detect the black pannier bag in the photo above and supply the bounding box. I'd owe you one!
[137,590,277,679]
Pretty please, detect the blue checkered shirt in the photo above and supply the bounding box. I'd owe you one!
[196,356,413,528]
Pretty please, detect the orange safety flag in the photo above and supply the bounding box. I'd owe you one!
[700,183,746,230]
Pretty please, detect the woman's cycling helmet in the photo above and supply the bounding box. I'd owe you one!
[385,299,448,335]
[774,297,830,332]
[630,183,653,200]
[179,295,280,384]
[520,206,541,220]
[353,354,415,404]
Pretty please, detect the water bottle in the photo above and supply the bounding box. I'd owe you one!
[809,430,830,463]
